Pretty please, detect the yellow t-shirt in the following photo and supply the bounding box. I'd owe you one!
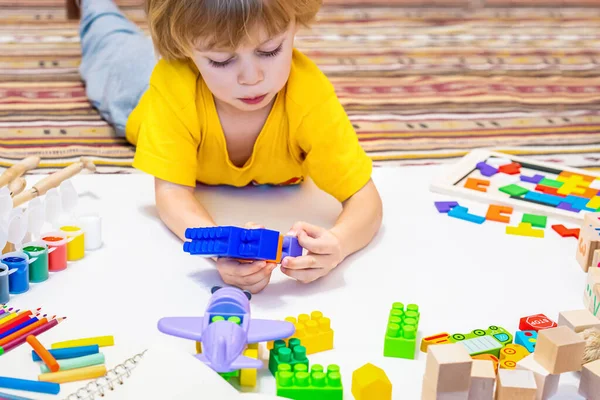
[125,49,372,203]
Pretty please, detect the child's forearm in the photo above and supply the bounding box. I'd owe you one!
[154,178,217,241]
[329,179,383,260]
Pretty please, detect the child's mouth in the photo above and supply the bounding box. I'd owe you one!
[239,94,267,105]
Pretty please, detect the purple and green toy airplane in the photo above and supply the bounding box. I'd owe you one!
[157,286,295,373]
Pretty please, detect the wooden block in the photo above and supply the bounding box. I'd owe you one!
[558,309,600,333]
[485,205,513,223]
[465,178,490,192]
[499,344,529,370]
[424,344,473,393]
[422,377,469,400]
[576,212,600,272]
[495,369,537,400]
[533,326,586,374]
[578,359,600,400]
[468,360,495,400]
[516,354,559,400]
[584,267,600,318]
[472,354,499,374]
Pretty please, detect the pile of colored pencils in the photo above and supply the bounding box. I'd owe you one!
[0,305,65,356]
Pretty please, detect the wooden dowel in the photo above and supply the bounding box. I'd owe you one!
[8,178,26,197]
[0,156,41,189]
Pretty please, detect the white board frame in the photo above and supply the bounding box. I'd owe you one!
[429,149,600,225]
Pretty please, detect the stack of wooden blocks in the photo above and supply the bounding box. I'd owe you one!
[421,317,600,399]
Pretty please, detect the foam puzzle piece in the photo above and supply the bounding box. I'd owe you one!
[587,196,600,210]
[551,224,580,239]
[515,331,538,354]
[465,178,490,192]
[435,201,459,213]
[535,185,564,197]
[506,223,545,239]
[448,206,485,224]
[523,192,563,206]
[486,205,513,223]
[499,184,529,197]
[519,314,557,332]
[558,171,595,183]
[384,302,420,359]
[522,214,547,228]
[520,174,544,184]
[539,178,563,189]
[564,195,595,211]
[498,162,521,175]
[476,162,498,177]
[448,325,513,358]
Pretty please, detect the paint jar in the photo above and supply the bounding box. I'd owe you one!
[0,264,9,304]
[0,251,30,295]
[60,225,84,261]
[42,232,68,272]
[22,240,50,283]
[77,214,102,251]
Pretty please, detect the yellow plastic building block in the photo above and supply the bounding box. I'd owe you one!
[499,344,529,370]
[240,348,258,387]
[351,363,392,400]
[267,311,334,355]
[196,341,202,354]
[506,222,544,238]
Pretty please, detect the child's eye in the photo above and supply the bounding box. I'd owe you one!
[258,44,283,58]
[208,58,233,68]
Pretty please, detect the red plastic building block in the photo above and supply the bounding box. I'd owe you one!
[551,224,580,239]
[498,162,521,175]
[518,314,557,332]
[535,185,566,197]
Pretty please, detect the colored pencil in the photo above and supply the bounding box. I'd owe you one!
[0,318,63,356]
[0,311,22,326]
[0,318,48,347]
[0,316,39,340]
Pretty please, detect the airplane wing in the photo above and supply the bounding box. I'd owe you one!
[247,319,295,343]
[157,317,204,341]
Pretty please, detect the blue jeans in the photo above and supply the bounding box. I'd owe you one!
[79,0,156,138]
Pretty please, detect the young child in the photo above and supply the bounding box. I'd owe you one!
[76,0,383,293]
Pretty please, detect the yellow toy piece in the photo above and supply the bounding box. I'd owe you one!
[420,332,450,352]
[351,363,392,400]
[506,222,544,238]
[499,343,529,370]
[196,341,202,354]
[267,311,333,355]
[239,348,258,387]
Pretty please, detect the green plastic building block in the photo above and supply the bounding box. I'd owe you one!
[383,302,420,359]
[276,363,343,400]
[499,184,529,197]
[522,213,547,228]
[269,338,309,376]
[539,178,563,188]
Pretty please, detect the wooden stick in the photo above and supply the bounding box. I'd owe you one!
[0,156,40,189]
[12,157,96,208]
[8,178,26,197]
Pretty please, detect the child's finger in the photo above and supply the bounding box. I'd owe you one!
[289,221,323,238]
[281,266,319,284]
[296,231,329,254]
[281,255,319,270]
[244,274,272,294]
[244,222,264,229]
[231,263,276,287]
[218,259,267,276]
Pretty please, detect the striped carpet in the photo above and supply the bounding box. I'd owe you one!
[2,2,600,173]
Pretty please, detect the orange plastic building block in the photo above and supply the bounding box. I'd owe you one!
[352,363,392,400]
[499,344,529,370]
[472,354,499,374]
[267,311,333,355]
[535,185,565,197]
[420,332,450,352]
[465,178,490,192]
[485,205,513,223]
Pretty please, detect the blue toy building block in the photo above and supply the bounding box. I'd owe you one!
[282,236,302,259]
[523,191,563,206]
[435,201,459,213]
[515,330,537,353]
[563,195,597,212]
[184,226,281,261]
[447,206,485,224]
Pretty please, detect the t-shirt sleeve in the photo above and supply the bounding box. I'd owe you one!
[294,93,372,203]
[132,85,199,187]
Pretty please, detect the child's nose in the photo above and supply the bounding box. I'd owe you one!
[238,64,264,86]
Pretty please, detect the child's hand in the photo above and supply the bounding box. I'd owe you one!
[214,222,277,294]
[280,221,344,284]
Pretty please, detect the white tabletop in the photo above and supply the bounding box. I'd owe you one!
[0,166,589,399]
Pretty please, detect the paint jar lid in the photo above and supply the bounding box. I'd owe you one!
[0,251,28,263]
[0,263,7,276]
[45,188,62,225]
[22,240,48,256]
[41,231,67,246]
[60,180,78,215]
[0,187,11,221]
[27,197,45,238]
[7,208,28,247]
[60,225,82,237]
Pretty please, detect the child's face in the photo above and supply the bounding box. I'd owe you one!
[192,22,297,113]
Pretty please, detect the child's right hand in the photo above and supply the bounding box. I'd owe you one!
[214,222,277,294]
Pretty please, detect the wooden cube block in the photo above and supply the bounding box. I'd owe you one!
[578,359,600,400]
[422,377,468,400]
[495,369,537,400]
[468,360,495,400]
[576,213,600,272]
[424,344,473,392]
[516,354,559,400]
[558,309,600,333]
[533,326,586,374]
[584,267,600,318]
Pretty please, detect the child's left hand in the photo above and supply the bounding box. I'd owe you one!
[280,221,344,283]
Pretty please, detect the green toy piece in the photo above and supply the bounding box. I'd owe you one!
[448,325,513,357]
[522,213,547,228]
[276,363,343,400]
[538,178,563,188]
[269,338,309,376]
[383,302,420,359]
[499,184,529,197]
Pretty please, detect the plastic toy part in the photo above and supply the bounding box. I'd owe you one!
[239,348,258,387]
[505,222,544,238]
[539,178,563,189]
[520,174,544,184]
[383,302,420,359]
[465,178,490,192]
[448,325,513,357]
[434,201,459,214]
[476,162,498,177]
[267,311,333,355]
[485,205,513,223]
[521,214,547,228]
[420,332,450,353]
[498,162,521,175]
[515,331,538,353]
[269,338,309,376]
[276,364,343,400]
[183,226,302,263]
[551,224,580,239]
[447,206,485,224]
[499,184,529,197]
[351,363,391,400]
[519,314,557,332]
